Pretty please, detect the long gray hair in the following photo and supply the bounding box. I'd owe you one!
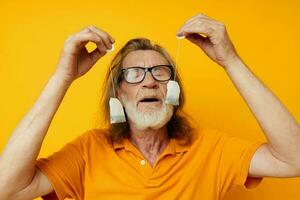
[99,38,194,145]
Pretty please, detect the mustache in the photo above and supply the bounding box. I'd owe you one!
[136,89,164,102]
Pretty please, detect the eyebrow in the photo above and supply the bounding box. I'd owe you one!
[121,64,171,69]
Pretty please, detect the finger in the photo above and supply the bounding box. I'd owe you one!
[182,13,211,26]
[188,19,226,35]
[176,13,214,36]
[66,31,102,52]
[177,20,215,38]
[89,48,104,64]
[91,26,115,44]
[76,27,113,53]
[186,33,206,42]
[80,27,92,33]
[185,33,207,47]
[87,26,114,50]
[185,17,225,33]
[95,38,108,54]
[177,17,214,37]
[196,13,215,20]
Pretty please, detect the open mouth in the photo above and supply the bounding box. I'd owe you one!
[139,98,160,103]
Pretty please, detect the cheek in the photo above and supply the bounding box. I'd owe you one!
[160,84,168,96]
[119,84,139,101]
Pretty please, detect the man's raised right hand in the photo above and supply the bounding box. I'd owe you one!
[54,26,115,84]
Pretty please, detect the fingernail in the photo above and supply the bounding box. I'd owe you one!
[106,44,115,53]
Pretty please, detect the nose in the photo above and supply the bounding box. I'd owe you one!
[142,71,158,89]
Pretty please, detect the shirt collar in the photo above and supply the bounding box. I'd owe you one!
[112,136,190,155]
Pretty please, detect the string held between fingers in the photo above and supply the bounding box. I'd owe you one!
[106,44,115,53]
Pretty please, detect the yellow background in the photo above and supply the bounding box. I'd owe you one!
[1,0,300,199]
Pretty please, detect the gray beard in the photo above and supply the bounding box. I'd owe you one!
[120,94,174,131]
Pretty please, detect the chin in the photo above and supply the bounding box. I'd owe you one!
[125,102,174,131]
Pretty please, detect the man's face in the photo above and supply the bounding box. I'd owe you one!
[117,50,174,131]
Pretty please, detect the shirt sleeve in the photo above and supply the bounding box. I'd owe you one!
[218,132,265,194]
[35,134,86,200]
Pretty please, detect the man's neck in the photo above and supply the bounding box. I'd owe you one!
[129,125,169,167]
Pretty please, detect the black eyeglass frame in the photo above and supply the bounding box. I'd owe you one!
[120,64,174,84]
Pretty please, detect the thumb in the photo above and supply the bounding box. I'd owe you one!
[186,33,215,57]
[186,33,207,48]
[89,48,105,65]
[186,33,217,61]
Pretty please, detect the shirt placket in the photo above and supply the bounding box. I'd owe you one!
[123,140,154,178]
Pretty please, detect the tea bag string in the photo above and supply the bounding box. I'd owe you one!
[108,51,116,98]
[174,38,182,81]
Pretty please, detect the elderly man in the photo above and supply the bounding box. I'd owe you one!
[1,14,300,200]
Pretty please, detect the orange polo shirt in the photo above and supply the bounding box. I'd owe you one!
[36,127,265,200]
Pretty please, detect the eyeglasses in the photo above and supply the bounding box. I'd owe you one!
[121,65,174,84]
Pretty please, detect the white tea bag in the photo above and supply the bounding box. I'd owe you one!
[165,35,183,106]
[165,80,180,105]
[109,97,126,123]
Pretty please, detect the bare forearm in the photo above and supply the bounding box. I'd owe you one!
[0,73,71,192]
[224,58,300,165]
[0,26,111,198]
